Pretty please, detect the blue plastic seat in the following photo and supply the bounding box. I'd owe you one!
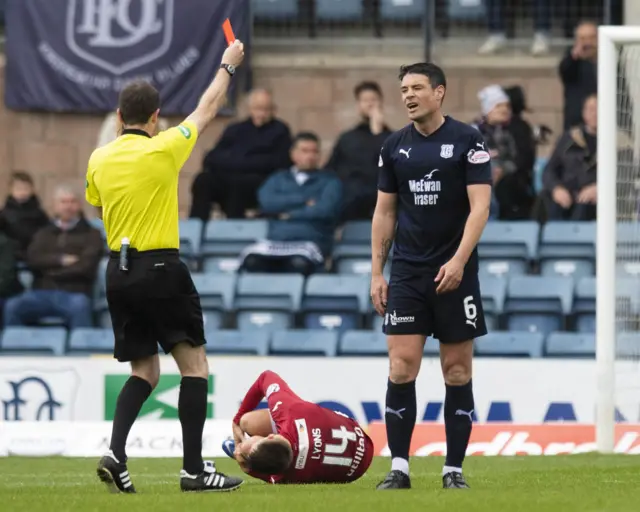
[316,0,363,20]
[202,257,241,274]
[617,278,640,331]
[447,0,486,20]
[339,330,387,356]
[478,222,539,275]
[573,277,595,333]
[191,273,235,330]
[0,327,67,356]
[68,328,114,354]
[504,276,573,335]
[201,220,267,257]
[475,331,544,358]
[616,332,640,359]
[617,222,640,261]
[479,275,506,331]
[545,332,595,358]
[179,219,203,260]
[478,259,526,278]
[205,329,269,356]
[302,275,369,332]
[539,222,595,278]
[234,273,304,331]
[252,0,298,18]
[381,0,426,20]
[271,330,338,356]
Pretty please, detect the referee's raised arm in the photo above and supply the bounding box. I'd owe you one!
[185,40,245,135]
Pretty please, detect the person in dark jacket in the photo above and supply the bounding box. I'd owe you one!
[327,81,392,221]
[0,171,49,260]
[3,186,103,329]
[190,89,292,220]
[0,226,23,322]
[242,132,343,275]
[542,94,598,221]
[559,20,598,130]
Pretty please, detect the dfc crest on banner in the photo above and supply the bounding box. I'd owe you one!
[66,0,175,75]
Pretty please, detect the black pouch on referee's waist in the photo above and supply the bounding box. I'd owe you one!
[119,238,131,272]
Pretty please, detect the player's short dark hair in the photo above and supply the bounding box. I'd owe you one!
[247,440,293,475]
[118,81,160,125]
[10,171,34,186]
[354,81,383,99]
[293,131,320,147]
[398,62,447,90]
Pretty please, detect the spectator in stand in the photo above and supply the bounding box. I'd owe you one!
[542,94,598,221]
[473,85,534,220]
[0,222,23,322]
[559,20,598,130]
[189,89,292,220]
[327,81,392,221]
[241,132,343,276]
[0,172,49,260]
[3,185,103,329]
[478,0,552,56]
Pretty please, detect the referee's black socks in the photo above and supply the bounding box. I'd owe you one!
[444,379,474,474]
[109,375,153,462]
[385,379,417,476]
[179,376,208,475]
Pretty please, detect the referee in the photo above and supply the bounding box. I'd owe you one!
[87,41,245,494]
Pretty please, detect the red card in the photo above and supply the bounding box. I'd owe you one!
[222,18,236,46]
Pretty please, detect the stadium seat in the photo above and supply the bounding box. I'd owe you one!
[339,330,387,356]
[423,337,439,356]
[205,330,269,356]
[545,332,595,358]
[202,257,241,274]
[504,276,573,335]
[0,327,67,356]
[447,0,486,20]
[617,222,640,261]
[179,219,203,261]
[234,273,304,331]
[618,261,640,277]
[573,277,595,333]
[191,273,235,330]
[479,275,507,331]
[93,259,110,327]
[301,275,369,332]
[270,330,338,357]
[252,0,298,19]
[333,221,374,274]
[380,0,426,20]
[539,222,596,278]
[478,222,539,276]
[68,328,114,354]
[617,278,640,331]
[201,219,267,257]
[616,332,640,359]
[479,259,526,278]
[315,0,363,21]
[475,331,544,358]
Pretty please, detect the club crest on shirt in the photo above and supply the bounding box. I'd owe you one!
[440,144,454,159]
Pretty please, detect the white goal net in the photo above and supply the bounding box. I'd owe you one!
[597,26,640,452]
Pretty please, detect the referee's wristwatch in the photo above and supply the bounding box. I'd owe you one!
[220,63,236,76]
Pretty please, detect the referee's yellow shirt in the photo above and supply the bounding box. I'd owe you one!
[85,121,198,251]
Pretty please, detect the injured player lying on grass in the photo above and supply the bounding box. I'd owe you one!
[223,370,374,484]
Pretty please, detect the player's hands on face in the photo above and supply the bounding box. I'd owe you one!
[435,256,465,295]
[222,40,245,67]
[232,421,244,446]
[552,186,573,209]
[577,183,597,204]
[370,273,389,317]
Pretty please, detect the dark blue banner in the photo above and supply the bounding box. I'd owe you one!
[4,0,249,114]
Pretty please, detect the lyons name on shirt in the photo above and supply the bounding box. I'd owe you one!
[408,175,441,206]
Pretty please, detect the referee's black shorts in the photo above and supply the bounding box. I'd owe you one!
[106,248,205,362]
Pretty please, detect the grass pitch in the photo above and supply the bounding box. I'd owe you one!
[1,456,639,512]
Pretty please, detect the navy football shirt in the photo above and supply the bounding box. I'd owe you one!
[377,116,492,271]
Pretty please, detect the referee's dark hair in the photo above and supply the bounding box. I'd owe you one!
[354,81,383,99]
[399,62,447,103]
[247,440,293,475]
[293,131,320,146]
[118,81,160,125]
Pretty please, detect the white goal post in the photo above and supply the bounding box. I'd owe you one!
[597,26,640,453]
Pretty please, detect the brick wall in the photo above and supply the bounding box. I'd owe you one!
[0,57,564,217]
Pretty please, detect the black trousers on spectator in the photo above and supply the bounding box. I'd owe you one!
[543,191,596,221]
[242,254,319,276]
[189,171,266,220]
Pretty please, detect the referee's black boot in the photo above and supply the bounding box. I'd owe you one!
[376,470,411,490]
[97,450,136,493]
[180,460,243,492]
[442,471,470,489]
